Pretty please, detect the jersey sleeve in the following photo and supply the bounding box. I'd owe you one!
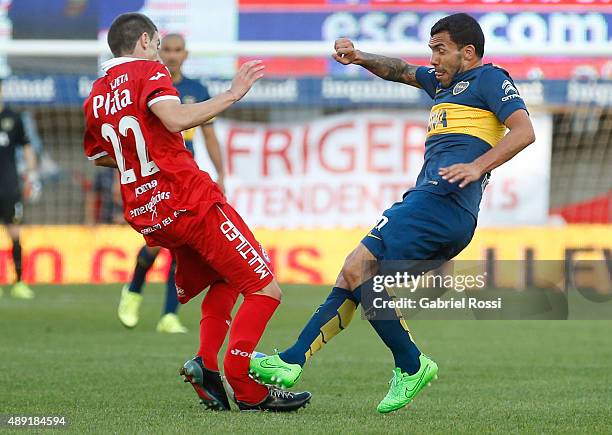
[480,67,528,123]
[415,66,438,99]
[140,62,181,109]
[83,126,108,161]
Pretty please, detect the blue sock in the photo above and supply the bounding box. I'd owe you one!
[356,280,422,375]
[163,257,179,315]
[279,287,359,366]
[128,246,158,294]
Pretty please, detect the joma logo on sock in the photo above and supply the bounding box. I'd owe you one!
[230,348,253,358]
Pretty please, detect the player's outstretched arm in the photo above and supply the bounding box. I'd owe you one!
[332,38,421,88]
[151,60,265,133]
[439,109,536,188]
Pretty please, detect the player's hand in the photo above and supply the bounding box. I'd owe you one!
[332,38,359,65]
[439,163,483,188]
[229,60,265,101]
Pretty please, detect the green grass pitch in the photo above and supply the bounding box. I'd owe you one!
[1,284,611,434]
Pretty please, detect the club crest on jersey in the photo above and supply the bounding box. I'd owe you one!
[452,81,470,95]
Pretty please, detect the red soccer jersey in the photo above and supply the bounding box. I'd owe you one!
[83,57,225,247]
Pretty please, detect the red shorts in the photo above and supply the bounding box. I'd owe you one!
[172,203,274,304]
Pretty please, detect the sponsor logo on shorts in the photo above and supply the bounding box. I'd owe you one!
[139,210,185,236]
[218,208,272,281]
[259,243,271,263]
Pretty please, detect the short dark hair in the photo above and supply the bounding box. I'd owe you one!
[107,13,158,57]
[431,13,485,58]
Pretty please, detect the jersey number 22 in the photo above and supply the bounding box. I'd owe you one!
[101,116,160,185]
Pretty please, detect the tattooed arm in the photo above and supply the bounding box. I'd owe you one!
[332,38,421,88]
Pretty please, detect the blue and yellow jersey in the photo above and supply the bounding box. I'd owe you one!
[413,63,528,218]
[174,76,212,154]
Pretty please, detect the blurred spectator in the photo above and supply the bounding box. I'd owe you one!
[0,83,39,299]
[84,167,123,225]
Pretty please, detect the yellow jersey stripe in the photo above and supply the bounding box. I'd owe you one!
[426,102,506,147]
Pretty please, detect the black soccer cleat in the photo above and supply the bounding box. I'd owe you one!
[179,356,231,411]
[236,386,312,412]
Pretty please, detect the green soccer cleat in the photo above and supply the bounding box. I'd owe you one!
[376,354,439,414]
[249,354,303,389]
[11,281,34,299]
[156,313,188,333]
[117,285,142,328]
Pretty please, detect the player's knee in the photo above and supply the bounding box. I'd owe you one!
[334,271,349,289]
[7,224,21,241]
[146,246,161,256]
[340,243,378,290]
[253,279,282,301]
[137,246,157,268]
[341,263,362,291]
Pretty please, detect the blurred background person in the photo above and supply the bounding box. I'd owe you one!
[0,82,40,299]
[84,167,123,225]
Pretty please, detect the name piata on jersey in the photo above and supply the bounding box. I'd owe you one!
[92,73,133,118]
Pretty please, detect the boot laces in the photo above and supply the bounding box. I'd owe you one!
[270,387,293,400]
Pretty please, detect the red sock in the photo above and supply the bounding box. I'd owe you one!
[197,281,240,371]
[224,293,280,404]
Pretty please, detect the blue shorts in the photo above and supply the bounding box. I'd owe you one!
[361,190,476,262]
